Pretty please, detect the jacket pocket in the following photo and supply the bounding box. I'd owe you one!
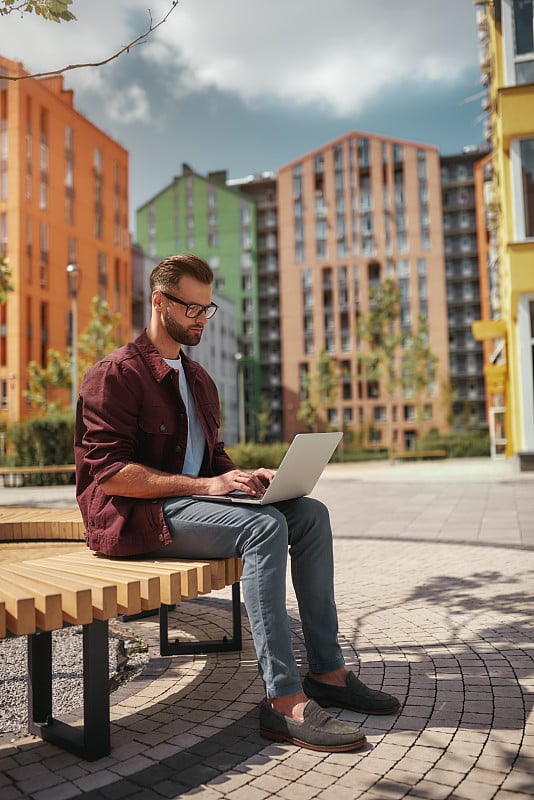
[137,406,179,468]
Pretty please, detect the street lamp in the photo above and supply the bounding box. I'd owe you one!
[234,352,246,445]
[66,263,81,412]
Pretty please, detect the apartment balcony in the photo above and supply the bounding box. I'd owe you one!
[262,352,281,365]
[445,223,478,236]
[447,293,481,307]
[258,284,279,300]
[448,319,481,332]
[499,84,534,145]
[258,305,279,320]
[260,330,281,343]
[258,261,279,276]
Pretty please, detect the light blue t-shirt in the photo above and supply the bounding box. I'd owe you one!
[164,357,205,477]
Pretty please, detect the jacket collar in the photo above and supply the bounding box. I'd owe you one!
[134,330,200,384]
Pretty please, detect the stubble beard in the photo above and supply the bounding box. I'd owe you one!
[165,311,203,347]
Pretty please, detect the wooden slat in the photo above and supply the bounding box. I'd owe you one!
[57,552,185,605]
[225,558,236,585]
[51,554,159,611]
[0,506,85,542]
[3,564,98,625]
[0,464,75,474]
[0,583,36,635]
[124,559,200,600]
[17,560,121,620]
[143,559,212,594]
[205,560,227,590]
[0,569,62,631]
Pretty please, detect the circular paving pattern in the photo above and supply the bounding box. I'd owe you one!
[1,537,533,799]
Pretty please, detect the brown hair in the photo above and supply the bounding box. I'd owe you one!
[150,254,214,291]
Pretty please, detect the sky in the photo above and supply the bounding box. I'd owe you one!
[1,0,486,234]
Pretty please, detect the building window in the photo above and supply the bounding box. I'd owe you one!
[374,406,386,423]
[396,232,408,252]
[39,179,48,210]
[358,138,370,167]
[518,296,534,447]
[512,137,534,239]
[404,404,415,422]
[417,149,426,179]
[0,211,6,257]
[327,408,338,426]
[39,222,48,289]
[417,258,427,277]
[503,0,534,85]
[0,120,6,202]
[393,144,404,163]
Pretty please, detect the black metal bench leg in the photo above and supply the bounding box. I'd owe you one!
[28,619,110,761]
[28,630,53,726]
[160,581,242,656]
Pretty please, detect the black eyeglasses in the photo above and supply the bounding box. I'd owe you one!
[161,291,218,319]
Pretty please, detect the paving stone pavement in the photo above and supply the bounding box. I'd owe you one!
[1,457,533,799]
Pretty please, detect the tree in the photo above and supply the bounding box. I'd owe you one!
[297,350,339,432]
[401,315,438,443]
[254,393,273,444]
[2,2,180,80]
[356,278,402,453]
[0,256,14,304]
[0,1,75,22]
[78,296,121,370]
[24,296,121,413]
[25,349,72,414]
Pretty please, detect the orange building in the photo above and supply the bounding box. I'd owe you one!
[0,56,130,424]
[277,131,450,448]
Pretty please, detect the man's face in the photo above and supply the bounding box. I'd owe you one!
[159,275,213,347]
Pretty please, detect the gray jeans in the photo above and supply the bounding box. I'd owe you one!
[155,495,344,698]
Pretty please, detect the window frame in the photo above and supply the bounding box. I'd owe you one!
[511,136,534,241]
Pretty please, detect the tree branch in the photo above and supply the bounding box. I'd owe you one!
[5,1,179,80]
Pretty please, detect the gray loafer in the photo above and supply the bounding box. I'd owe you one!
[259,699,367,752]
[303,671,401,715]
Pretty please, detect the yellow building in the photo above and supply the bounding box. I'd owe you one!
[473,1,534,465]
[0,56,131,425]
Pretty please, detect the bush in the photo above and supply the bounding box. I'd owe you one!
[418,429,490,458]
[226,442,289,469]
[7,413,75,473]
[332,447,389,463]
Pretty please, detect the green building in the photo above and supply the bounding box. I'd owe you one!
[136,164,260,441]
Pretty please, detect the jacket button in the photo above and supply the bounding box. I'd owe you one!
[160,424,166,432]
[159,534,164,541]
[175,445,182,453]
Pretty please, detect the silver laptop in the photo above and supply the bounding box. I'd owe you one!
[192,431,342,505]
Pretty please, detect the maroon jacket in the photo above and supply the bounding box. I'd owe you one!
[74,331,236,556]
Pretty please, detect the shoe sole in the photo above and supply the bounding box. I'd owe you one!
[260,728,367,752]
[313,698,401,715]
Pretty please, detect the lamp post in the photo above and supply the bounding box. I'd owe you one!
[66,263,81,412]
[234,352,246,445]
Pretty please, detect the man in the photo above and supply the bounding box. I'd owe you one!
[75,253,400,753]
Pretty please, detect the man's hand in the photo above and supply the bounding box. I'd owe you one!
[208,468,275,497]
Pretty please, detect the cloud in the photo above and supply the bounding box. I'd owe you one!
[0,0,480,120]
[142,0,480,116]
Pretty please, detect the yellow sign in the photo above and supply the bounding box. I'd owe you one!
[472,319,507,340]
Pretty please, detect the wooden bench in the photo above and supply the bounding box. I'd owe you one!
[0,547,243,761]
[0,464,76,487]
[0,506,85,541]
[393,450,448,461]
